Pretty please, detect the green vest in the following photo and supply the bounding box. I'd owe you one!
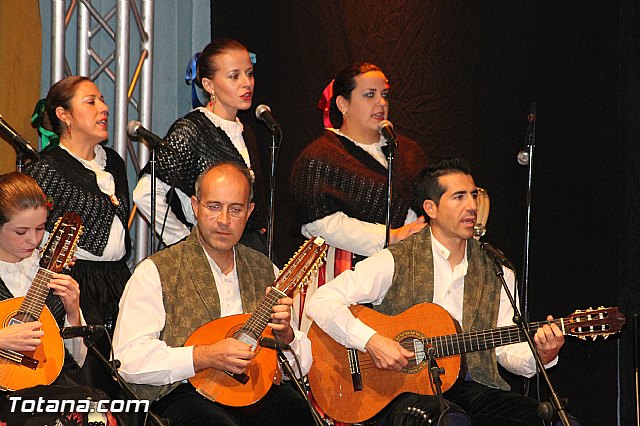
[130,229,276,402]
[384,228,510,391]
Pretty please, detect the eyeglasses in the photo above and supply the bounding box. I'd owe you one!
[197,200,248,219]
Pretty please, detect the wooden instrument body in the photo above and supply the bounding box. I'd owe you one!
[308,303,625,424]
[308,303,460,423]
[0,298,64,391]
[185,313,280,407]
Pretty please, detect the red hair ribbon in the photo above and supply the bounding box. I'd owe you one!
[317,79,335,128]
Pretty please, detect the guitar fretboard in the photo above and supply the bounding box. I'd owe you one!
[15,268,54,323]
[425,319,563,357]
[242,288,287,338]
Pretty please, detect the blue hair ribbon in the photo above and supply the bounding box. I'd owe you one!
[185,52,203,108]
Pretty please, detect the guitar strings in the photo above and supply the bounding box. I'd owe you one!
[325,319,566,372]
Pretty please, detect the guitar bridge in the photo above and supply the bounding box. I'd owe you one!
[347,348,363,391]
[0,349,38,370]
[224,370,250,385]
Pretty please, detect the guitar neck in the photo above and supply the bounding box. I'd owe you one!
[426,318,563,358]
[241,287,287,337]
[15,268,54,323]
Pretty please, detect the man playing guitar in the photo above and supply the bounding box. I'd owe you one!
[306,158,572,425]
[113,163,315,425]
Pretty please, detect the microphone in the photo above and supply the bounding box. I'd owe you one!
[255,104,282,135]
[480,242,516,271]
[378,120,397,147]
[259,337,291,351]
[0,114,40,160]
[60,325,104,339]
[517,102,536,166]
[127,120,169,150]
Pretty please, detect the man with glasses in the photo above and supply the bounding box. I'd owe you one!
[113,162,314,425]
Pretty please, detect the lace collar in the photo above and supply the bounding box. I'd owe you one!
[196,107,244,139]
[328,128,388,167]
[60,143,107,170]
[0,249,40,279]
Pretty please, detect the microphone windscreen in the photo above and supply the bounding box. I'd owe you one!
[127,120,141,138]
[255,104,271,119]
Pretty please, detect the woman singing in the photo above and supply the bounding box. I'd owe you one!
[291,62,427,329]
[133,38,268,254]
[26,76,131,334]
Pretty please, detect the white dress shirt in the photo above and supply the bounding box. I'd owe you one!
[306,229,558,378]
[113,246,313,386]
[0,250,87,366]
[132,109,251,245]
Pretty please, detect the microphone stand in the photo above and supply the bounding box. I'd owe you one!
[518,101,536,394]
[518,101,536,323]
[79,330,168,426]
[489,260,570,426]
[149,148,157,254]
[426,347,450,425]
[270,346,325,426]
[15,150,26,172]
[384,138,396,248]
[267,129,282,262]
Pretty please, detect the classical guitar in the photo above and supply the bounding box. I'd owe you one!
[308,303,625,424]
[185,236,328,407]
[0,211,83,391]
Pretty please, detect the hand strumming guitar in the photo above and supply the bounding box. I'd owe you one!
[193,339,256,375]
[364,333,414,372]
[0,321,44,352]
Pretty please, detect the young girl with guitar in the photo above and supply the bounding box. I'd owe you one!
[0,172,122,424]
[0,172,86,372]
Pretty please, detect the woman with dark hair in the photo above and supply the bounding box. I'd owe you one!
[26,76,131,335]
[291,62,428,330]
[133,38,268,254]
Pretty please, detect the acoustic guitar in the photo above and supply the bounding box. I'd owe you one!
[185,236,328,407]
[308,303,625,424]
[0,212,83,391]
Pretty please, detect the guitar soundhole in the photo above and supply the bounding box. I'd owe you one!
[396,330,428,374]
[9,313,35,325]
[233,329,259,352]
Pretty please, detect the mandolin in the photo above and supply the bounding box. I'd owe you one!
[0,212,83,391]
[185,236,327,407]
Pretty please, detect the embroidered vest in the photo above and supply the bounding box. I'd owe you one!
[24,146,131,257]
[384,228,510,391]
[129,229,275,402]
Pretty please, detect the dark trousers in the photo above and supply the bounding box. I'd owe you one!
[378,380,579,426]
[152,382,315,426]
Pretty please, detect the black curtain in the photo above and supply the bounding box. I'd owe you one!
[211,1,639,424]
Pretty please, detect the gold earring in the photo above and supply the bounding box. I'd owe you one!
[65,121,71,136]
[209,91,216,103]
[341,110,347,117]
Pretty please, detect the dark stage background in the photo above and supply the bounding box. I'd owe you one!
[211,2,639,424]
